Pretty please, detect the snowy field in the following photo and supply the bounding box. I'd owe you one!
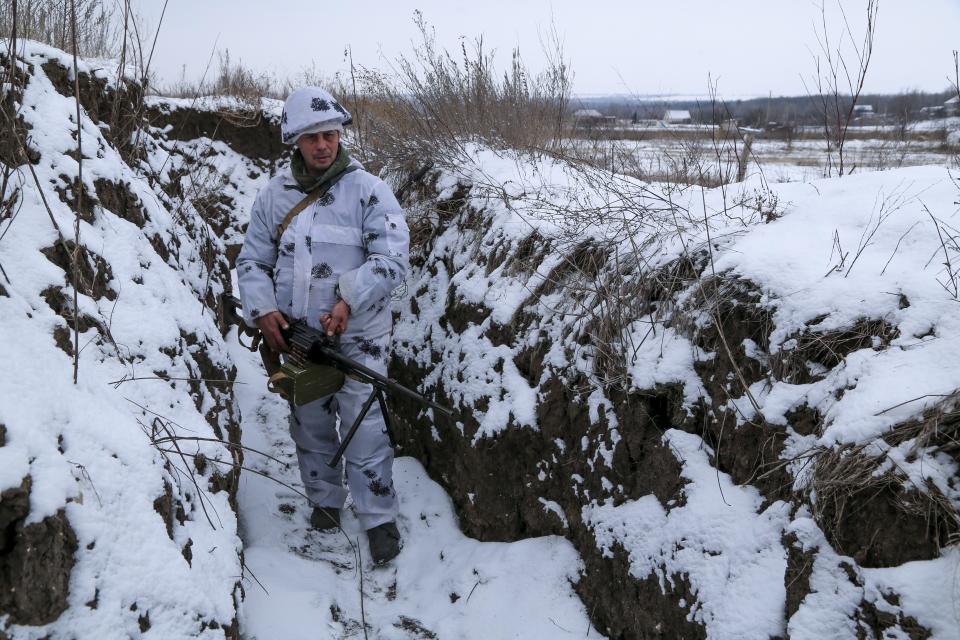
[572,131,959,183]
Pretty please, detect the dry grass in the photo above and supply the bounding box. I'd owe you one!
[808,392,960,554]
[0,0,119,58]
[163,49,272,111]
[335,12,571,172]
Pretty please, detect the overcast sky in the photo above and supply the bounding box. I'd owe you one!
[134,0,959,98]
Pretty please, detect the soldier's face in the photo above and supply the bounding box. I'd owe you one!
[297,130,340,173]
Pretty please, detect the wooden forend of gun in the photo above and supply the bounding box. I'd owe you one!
[223,294,454,467]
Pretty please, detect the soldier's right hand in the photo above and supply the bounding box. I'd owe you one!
[255,311,290,353]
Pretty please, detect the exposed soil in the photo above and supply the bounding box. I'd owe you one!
[40,59,145,164]
[0,477,77,626]
[94,178,148,227]
[575,546,707,640]
[782,532,815,621]
[40,240,117,302]
[390,336,703,639]
[816,481,948,567]
[144,103,285,162]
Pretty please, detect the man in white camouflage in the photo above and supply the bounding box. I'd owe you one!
[237,87,409,564]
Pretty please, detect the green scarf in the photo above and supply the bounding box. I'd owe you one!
[290,145,352,193]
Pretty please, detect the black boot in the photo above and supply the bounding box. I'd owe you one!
[367,521,401,565]
[310,506,341,532]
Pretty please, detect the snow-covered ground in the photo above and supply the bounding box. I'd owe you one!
[0,42,607,640]
[573,135,959,184]
[228,323,605,640]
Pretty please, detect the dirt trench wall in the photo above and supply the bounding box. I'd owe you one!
[142,96,286,270]
[387,165,952,639]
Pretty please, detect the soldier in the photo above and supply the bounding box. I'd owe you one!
[237,87,410,564]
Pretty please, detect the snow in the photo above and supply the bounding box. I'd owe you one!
[569,136,958,185]
[710,167,960,447]
[584,430,791,639]
[0,43,241,637]
[4,37,960,640]
[391,142,960,638]
[625,320,709,406]
[787,512,960,639]
[228,324,604,639]
[144,94,284,119]
[863,550,960,639]
[785,515,866,639]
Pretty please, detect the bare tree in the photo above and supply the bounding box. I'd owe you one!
[802,0,879,177]
[950,50,960,104]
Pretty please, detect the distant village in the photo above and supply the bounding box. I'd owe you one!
[569,92,960,136]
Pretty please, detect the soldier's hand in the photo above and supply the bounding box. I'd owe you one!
[255,311,290,352]
[320,300,350,336]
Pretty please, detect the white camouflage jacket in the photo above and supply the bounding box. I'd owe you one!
[237,158,410,340]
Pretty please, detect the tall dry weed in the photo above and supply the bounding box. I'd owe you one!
[338,12,571,171]
[0,0,119,58]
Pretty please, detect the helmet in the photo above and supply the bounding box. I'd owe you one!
[281,86,352,145]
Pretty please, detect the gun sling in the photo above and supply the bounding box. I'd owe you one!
[275,166,357,241]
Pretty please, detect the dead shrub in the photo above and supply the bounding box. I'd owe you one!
[771,317,900,385]
[0,0,120,59]
[340,12,572,171]
[160,49,274,131]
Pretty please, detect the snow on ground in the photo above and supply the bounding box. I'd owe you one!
[427,146,960,466]
[4,37,959,636]
[138,130,274,250]
[716,167,960,447]
[584,430,792,640]
[144,95,284,119]
[574,136,958,184]
[228,323,605,639]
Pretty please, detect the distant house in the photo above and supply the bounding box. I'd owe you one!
[946,96,959,117]
[852,104,875,120]
[572,108,604,125]
[920,105,945,119]
[663,109,692,124]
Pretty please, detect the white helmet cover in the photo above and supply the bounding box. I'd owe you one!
[281,87,352,145]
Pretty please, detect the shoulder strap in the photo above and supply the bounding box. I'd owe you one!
[275,166,359,242]
[275,188,323,242]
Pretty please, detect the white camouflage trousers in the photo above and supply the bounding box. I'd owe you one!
[288,338,398,530]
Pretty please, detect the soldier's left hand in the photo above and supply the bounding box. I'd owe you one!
[320,299,350,336]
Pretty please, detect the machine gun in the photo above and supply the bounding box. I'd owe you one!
[222,294,454,467]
